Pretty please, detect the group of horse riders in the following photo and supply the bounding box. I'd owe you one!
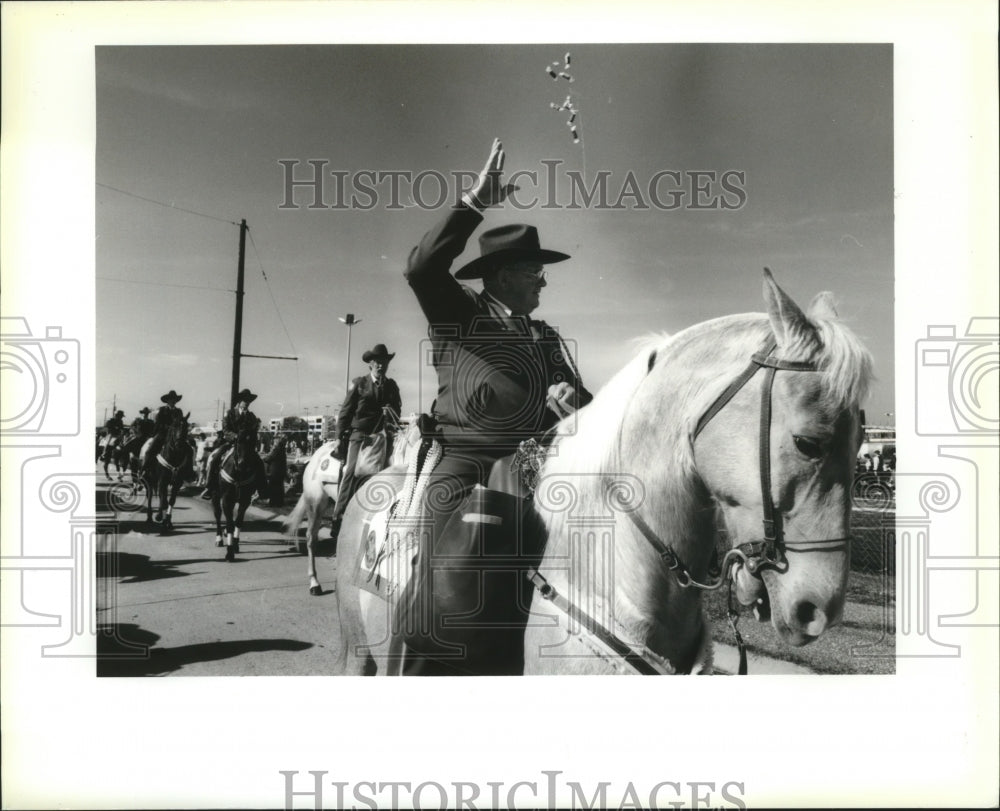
[100,388,271,500]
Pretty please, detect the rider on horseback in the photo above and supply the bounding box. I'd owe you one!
[142,391,184,470]
[200,388,267,500]
[397,138,593,674]
[101,409,126,479]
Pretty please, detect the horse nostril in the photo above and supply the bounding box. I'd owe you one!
[795,601,828,636]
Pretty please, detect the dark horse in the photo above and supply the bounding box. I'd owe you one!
[115,424,146,490]
[212,427,262,562]
[143,412,192,532]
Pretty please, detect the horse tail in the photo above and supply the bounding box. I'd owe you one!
[283,492,308,538]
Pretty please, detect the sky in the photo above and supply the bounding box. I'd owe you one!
[96,44,894,429]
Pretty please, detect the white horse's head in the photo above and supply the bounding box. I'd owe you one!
[543,270,873,652]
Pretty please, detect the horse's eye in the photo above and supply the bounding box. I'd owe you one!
[793,435,824,459]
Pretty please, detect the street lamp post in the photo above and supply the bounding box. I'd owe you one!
[338,313,362,395]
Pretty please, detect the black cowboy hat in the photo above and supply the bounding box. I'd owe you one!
[139,406,152,415]
[234,388,258,404]
[362,344,395,363]
[160,390,182,404]
[454,224,570,280]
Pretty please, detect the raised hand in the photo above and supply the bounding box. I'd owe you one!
[467,138,520,210]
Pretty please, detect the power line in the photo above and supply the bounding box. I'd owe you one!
[97,276,233,293]
[246,227,297,355]
[97,182,240,226]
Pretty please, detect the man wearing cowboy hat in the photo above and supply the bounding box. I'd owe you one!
[406,139,591,453]
[134,406,155,441]
[397,138,593,674]
[120,406,156,466]
[142,390,185,470]
[331,344,402,529]
[201,388,266,500]
[101,409,127,478]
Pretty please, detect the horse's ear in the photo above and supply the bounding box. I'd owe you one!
[807,291,839,321]
[184,411,191,421]
[763,268,817,351]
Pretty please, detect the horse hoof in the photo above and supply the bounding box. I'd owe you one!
[225,549,235,562]
[309,585,322,596]
[216,538,223,547]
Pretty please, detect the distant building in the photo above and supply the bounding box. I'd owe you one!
[267,414,335,449]
[860,424,895,457]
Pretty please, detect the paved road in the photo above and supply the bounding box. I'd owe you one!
[96,479,343,676]
[95,477,811,676]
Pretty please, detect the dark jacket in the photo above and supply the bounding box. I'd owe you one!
[105,416,125,437]
[404,205,592,450]
[264,441,287,479]
[337,375,402,440]
[133,416,155,440]
[222,408,260,443]
[154,405,183,436]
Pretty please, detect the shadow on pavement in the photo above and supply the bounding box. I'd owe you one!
[97,622,314,676]
[97,551,196,583]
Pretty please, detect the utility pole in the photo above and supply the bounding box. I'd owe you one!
[338,313,361,394]
[230,219,248,410]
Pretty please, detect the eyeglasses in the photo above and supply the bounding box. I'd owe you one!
[514,268,547,281]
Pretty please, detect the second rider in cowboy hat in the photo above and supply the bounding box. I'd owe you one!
[330,343,402,534]
[201,388,267,500]
[142,390,185,470]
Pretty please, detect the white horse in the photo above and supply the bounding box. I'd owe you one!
[334,271,873,675]
[283,414,422,595]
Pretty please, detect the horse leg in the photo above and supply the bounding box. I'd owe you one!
[306,514,322,596]
[156,476,170,530]
[223,495,236,561]
[233,492,253,555]
[162,477,178,531]
[145,472,155,524]
[212,492,224,547]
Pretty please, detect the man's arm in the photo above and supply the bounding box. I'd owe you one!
[404,206,482,327]
[404,139,520,327]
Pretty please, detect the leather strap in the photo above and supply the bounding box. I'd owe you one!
[527,569,668,675]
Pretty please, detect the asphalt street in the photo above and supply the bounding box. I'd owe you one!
[94,476,811,676]
[96,477,342,676]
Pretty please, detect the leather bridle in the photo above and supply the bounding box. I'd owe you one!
[528,335,851,674]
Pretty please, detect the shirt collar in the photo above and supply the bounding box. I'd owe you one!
[482,290,514,318]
